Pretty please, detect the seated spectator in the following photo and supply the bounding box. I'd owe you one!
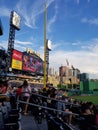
[81,102,96,126]
[56,96,73,126]
[81,102,95,115]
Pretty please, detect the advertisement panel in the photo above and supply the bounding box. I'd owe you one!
[22,53,43,74]
[12,49,22,70]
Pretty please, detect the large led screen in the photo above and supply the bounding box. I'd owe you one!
[12,49,22,70]
[22,53,44,75]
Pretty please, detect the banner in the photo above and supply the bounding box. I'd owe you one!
[12,50,22,70]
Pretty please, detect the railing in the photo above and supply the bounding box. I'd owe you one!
[0,93,79,116]
[16,92,79,116]
[30,92,80,106]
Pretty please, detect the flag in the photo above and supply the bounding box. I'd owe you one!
[66,59,69,66]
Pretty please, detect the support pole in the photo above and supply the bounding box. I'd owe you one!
[44,3,47,88]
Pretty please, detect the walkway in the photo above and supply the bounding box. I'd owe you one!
[21,114,47,130]
[21,113,80,130]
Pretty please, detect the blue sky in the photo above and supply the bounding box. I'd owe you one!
[0,0,98,79]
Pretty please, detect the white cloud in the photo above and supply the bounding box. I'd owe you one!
[76,0,80,5]
[16,0,55,29]
[47,4,58,33]
[0,40,33,52]
[80,38,98,52]
[16,0,43,28]
[15,40,32,45]
[87,0,90,3]
[0,40,8,50]
[14,44,26,52]
[14,40,34,51]
[49,49,98,78]
[72,41,81,46]
[81,17,98,25]
[49,38,98,78]
[51,42,62,50]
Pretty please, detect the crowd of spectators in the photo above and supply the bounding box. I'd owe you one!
[0,80,98,129]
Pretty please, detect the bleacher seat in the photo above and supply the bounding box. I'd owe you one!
[46,112,74,130]
[0,100,21,130]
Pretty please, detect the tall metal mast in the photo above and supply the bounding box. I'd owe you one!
[7,12,15,72]
[44,3,47,88]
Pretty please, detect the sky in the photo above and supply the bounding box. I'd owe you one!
[0,0,98,79]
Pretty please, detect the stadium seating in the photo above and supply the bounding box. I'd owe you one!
[0,100,21,130]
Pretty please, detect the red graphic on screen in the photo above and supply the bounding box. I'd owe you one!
[12,50,22,61]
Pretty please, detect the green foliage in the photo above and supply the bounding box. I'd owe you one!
[57,84,66,89]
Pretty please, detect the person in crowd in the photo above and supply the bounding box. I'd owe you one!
[0,81,12,102]
[16,85,23,98]
[29,88,42,117]
[81,101,95,115]
[80,101,96,128]
[56,96,73,126]
[6,83,16,109]
[0,83,3,94]
[22,80,31,115]
[87,101,96,114]
[1,81,8,94]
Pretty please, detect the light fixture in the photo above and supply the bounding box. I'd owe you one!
[11,11,21,30]
[47,39,52,50]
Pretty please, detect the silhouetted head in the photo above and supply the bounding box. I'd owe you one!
[23,80,28,87]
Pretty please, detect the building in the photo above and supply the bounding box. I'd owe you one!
[55,71,59,77]
[59,66,67,76]
[48,75,60,87]
[49,67,54,76]
[47,68,60,87]
[68,69,73,76]
[80,80,98,94]
[73,68,80,77]
[59,65,80,88]
[79,73,89,81]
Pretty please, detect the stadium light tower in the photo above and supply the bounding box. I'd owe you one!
[7,11,21,72]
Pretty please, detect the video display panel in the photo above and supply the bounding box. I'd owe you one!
[12,49,22,70]
[22,53,44,75]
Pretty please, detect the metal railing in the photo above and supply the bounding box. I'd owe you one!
[30,92,80,106]
[16,92,79,116]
